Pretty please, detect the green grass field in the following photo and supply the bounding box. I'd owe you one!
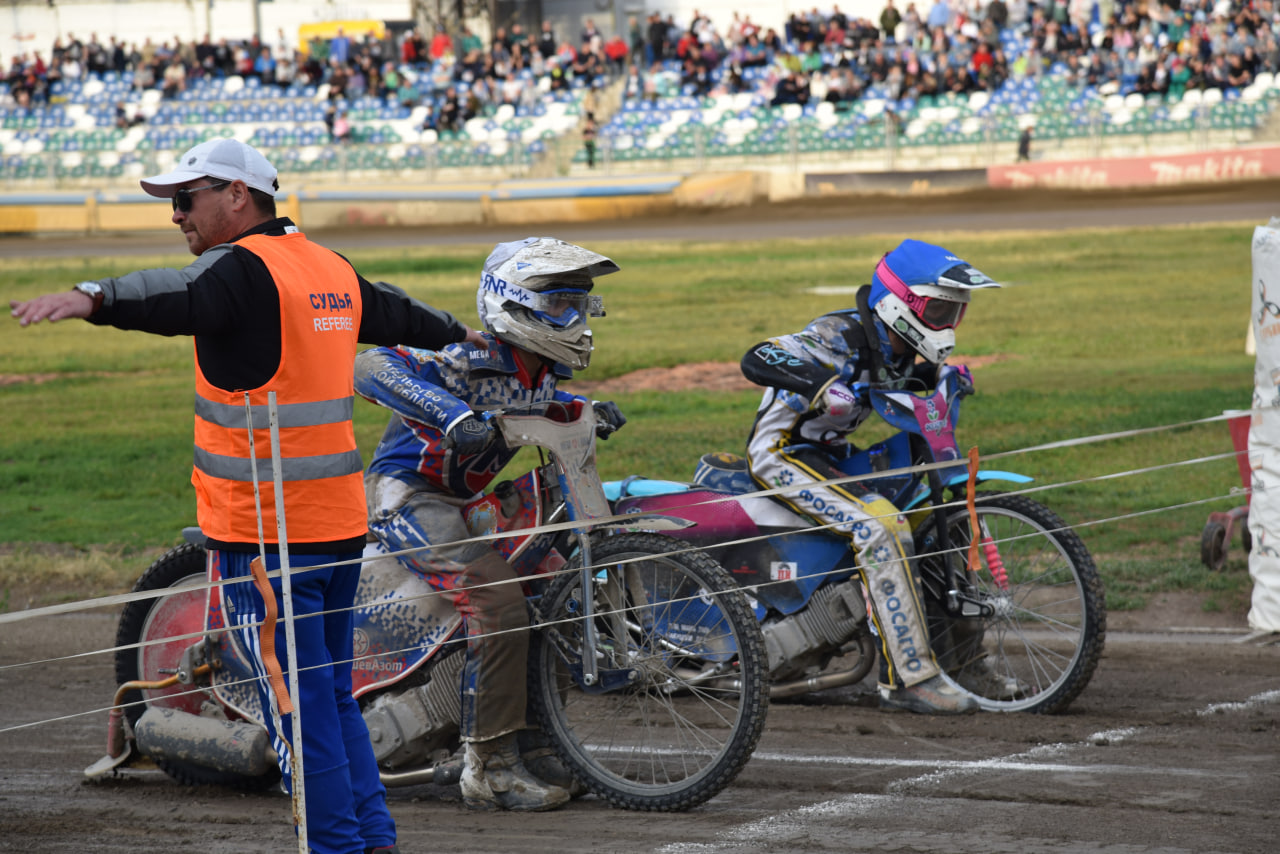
[0,222,1260,612]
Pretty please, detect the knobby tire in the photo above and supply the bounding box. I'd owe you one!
[918,492,1106,714]
[529,533,768,811]
[114,542,279,789]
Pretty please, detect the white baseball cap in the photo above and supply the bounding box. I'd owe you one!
[140,138,279,198]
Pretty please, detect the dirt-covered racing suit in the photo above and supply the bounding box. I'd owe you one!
[741,309,943,689]
[354,334,586,742]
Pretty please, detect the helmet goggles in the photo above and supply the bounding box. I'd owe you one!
[480,272,605,328]
[874,256,967,331]
[528,288,605,328]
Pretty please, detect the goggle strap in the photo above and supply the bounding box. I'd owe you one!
[875,255,924,314]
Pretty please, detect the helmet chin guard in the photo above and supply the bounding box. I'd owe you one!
[867,239,1000,365]
[476,237,620,370]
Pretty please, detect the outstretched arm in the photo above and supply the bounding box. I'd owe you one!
[359,278,475,349]
[10,291,95,326]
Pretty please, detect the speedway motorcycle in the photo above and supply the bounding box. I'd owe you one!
[86,400,769,812]
[607,365,1107,714]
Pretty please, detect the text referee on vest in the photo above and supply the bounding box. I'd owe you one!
[11,138,485,854]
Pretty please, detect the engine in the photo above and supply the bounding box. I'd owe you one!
[760,577,867,681]
[362,648,464,770]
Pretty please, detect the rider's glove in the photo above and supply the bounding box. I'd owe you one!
[444,413,496,455]
[593,400,627,439]
[953,364,975,395]
[813,380,857,418]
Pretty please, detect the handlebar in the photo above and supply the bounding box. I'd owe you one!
[862,363,973,397]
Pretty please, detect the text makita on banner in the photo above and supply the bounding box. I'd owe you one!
[989,147,1280,190]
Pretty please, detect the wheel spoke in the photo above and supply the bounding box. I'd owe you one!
[925,493,1105,713]
[531,534,767,810]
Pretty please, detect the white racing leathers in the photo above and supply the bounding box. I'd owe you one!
[743,312,941,687]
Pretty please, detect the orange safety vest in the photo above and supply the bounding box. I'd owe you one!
[191,232,365,545]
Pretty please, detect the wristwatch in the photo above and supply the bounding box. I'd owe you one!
[73,280,104,314]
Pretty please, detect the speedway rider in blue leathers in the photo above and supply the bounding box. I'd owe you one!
[740,239,1001,714]
[353,238,625,810]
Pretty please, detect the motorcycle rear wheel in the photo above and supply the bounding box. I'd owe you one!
[917,492,1106,714]
[114,542,279,789]
[529,533,768,811]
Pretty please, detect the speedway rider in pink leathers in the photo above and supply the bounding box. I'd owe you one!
[353,238,625,810]
[740,239,1001,714]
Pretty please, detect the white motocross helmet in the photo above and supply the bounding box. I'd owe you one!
[476,237,620,371]
[867,239,1001,364]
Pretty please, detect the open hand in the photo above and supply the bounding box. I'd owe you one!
[10,291,95,327]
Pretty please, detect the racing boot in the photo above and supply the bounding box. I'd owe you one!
[954,656,1026,701]
[460,733,571,811]
[518,727,587,798]
[935,618,1027,701]
[879,674,980,715]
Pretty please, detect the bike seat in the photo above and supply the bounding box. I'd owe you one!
[603,476,691,502]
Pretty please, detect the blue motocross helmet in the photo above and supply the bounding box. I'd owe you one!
[867,239,1001,364]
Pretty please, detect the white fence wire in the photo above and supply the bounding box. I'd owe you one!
[0,407,1252,741]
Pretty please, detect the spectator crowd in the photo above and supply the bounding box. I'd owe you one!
[1,18,629,135]
[622,0,1280,110]
[3,1,1278,134]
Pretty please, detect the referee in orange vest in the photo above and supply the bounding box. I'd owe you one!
[11,138,484,854]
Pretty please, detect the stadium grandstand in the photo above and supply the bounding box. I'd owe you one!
[1,0,1277,188]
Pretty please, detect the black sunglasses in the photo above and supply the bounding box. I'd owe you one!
[172,181,230,213]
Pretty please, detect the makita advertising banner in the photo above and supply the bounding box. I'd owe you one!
[990,147,1280,190]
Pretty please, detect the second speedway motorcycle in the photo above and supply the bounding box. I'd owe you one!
[607,365,1107,714]
[87,401,768,812]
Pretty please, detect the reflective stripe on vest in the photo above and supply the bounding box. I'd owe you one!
[195,394,355,431]
[191,232,366,544]
[193,394,361,480]
[192,445,363,482]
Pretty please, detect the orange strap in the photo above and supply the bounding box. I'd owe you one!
[249,556,294,715]
[965,446,981,574]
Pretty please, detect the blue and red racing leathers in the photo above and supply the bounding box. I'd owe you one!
[354,334,585,741]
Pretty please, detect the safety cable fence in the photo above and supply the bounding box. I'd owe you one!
[0,406,1252,739]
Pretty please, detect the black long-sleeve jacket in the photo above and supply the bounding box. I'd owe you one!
[88,217,467,393]
[85,217,468,552]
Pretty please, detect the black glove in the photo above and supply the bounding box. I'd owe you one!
[444,413,496,455]
[593,400,627,440]
[909,360,941,390]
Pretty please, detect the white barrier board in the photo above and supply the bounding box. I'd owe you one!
[1248,220,1280,631]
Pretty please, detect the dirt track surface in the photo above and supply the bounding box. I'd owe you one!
[1,610,1277,854]
[3,183,1280,854]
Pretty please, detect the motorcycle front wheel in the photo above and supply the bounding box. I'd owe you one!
[114,542,279,789]
[529,533,768,811]
[917,492,1107,714]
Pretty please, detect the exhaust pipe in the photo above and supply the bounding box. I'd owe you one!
[380,758,463,788]
[730,633,879,699]
[723,663,873,700]
[767,663,873,699]
[134,707,274,777]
